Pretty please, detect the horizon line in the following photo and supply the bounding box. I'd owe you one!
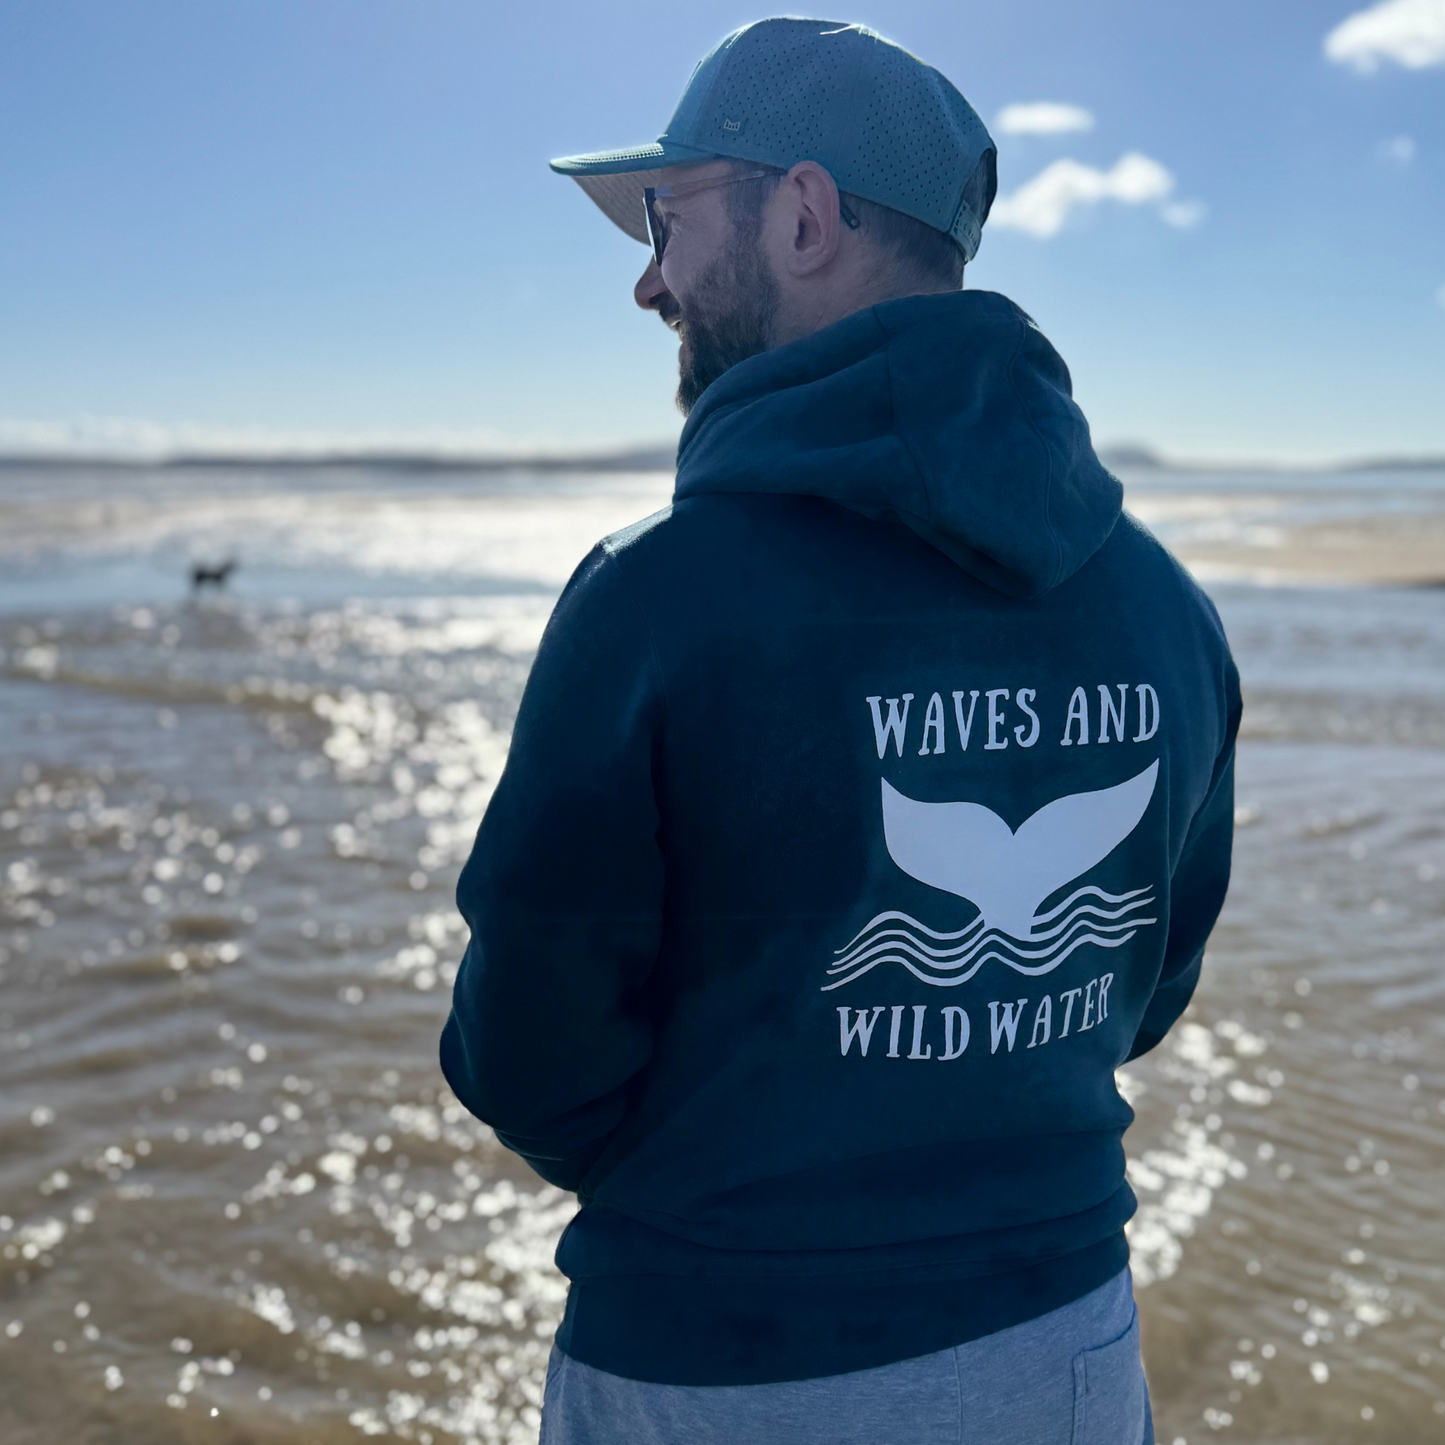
[1,440,1443,475]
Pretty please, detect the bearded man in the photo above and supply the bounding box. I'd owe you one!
[442,19,1238,1444]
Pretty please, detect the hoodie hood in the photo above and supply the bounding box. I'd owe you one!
[674,290,1122,598]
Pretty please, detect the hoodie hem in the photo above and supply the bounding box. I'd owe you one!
[553,1231,1129,1385]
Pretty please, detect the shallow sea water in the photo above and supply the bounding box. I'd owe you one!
[0,463,1442,1444]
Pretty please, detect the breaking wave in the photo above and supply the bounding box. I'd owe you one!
[821,886,1156,991]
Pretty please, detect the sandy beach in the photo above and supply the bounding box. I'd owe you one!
[1122,467,1445,588]
[1172,513,1445,587]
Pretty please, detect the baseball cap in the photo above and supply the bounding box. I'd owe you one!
[550,18,997,262]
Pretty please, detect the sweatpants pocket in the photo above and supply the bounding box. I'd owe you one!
[1071,1308,1146,1445]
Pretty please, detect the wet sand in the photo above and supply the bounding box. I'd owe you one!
[1173,515,1445,588]
[1124,470,1445,589]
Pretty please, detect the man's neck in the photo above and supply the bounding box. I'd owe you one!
[770,273,960,349]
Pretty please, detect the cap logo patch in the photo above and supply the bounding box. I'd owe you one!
[722,118,742,133]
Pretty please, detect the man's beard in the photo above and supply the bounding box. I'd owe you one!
[666,245,780,416]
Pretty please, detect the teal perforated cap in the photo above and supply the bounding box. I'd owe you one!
[550,19,997,263]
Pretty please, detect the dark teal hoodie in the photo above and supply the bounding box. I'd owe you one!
[442,290,1240,1385]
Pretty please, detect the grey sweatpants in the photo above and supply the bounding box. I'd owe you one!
[540,1268,1152,1445]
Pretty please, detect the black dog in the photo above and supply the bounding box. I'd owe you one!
[190,559,237,593]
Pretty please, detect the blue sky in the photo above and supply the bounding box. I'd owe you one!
[1,0,1442,462]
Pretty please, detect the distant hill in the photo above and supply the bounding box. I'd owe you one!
[1340,455,1445,472]
[1097,443,1445,474]
[0,443,678,473]
[4,439,1442,476]
[1097,444,1167,471]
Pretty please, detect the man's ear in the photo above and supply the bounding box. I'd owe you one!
[776,161,846,278]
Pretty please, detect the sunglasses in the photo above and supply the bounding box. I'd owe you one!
[643,170,860,265]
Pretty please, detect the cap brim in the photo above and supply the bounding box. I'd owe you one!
[550,141,718,246]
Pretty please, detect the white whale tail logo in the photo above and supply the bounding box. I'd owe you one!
[824,762,1159,991]
[882,760,1159,938]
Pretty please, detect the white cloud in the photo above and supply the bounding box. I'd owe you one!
[990,152,1198,239]
[1378,133,1417,163]
[1160,199,1209,229]
[995,102,1095,136]
[1325,0,1445,72]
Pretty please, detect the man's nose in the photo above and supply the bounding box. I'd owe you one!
[634,258,670,311]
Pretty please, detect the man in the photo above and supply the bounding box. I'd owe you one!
[442,19,1238,1444]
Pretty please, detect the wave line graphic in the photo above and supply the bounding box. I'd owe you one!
[822,887,1156,991]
